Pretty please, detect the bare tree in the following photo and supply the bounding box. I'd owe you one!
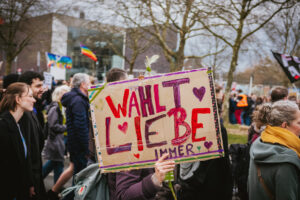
[0,0,50,74]
[101,0,225,72]
[92,25,154,75]
[199,36,230,80]
[124,28,155,74]
[197,0,297,122]
[264,3,300,55]
[77,1,155,75]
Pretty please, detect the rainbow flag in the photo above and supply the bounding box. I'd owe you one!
[58,56,72,69]
[46,52,72,69]
[80,44,97,61]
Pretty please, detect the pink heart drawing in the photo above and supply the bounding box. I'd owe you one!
[204,141,213,150]
[193,87,206,102]
[118,122,128,134]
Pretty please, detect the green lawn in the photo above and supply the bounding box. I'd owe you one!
[225,123,249,144]
[225,123,241,129]
[227,134,248,145]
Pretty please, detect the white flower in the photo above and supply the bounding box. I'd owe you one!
[145,55,159,72]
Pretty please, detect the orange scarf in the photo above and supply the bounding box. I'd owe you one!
[261,125,300,158]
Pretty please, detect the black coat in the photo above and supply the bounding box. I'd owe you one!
[178,123,233,200]
[20,111,46,199]
[0,111,31,199]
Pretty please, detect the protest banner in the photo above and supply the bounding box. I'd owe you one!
[272,52,300,83]
[43,71,52,90]
[46,52,72,80]
[89,68,224,173]
[46,52,72,69]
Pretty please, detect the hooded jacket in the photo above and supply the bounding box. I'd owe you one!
[61,88,90,155]
[248,137,300,200]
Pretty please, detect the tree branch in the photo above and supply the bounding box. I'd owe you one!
[241,2,293,43]
[198,19,233,47]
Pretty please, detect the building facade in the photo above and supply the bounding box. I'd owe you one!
[1,13,176,81]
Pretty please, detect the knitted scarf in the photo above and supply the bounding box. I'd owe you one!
[261,125,300,158]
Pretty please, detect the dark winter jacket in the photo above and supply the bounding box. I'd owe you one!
[229,97,237,113]
[43,102,66,162]
[248,138,300,200]
[0,111,32,199]
[61,88,90,155]
[34,99,45,130]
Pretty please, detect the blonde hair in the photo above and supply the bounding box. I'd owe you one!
[52,85,70,102]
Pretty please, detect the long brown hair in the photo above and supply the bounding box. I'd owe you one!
[0,82,30,113]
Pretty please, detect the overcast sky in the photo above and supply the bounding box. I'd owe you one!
[51,0,297,73]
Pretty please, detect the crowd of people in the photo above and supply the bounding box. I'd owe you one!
[0,69,299,200]
[228,86,300,126]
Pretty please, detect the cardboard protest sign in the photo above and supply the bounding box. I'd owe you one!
[43,72,52,90]
[89,68,224,173]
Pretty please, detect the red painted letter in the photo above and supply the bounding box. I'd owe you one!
[134,116,143,151]
[191,108,210,142]
[129,91,141,117]
[168,107,191,146]
[106,117,132,155]
[105,89,129,118]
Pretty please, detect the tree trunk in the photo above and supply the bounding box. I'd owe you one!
[171,50,185,72]
[163,50,176,72]
[169,61,176,72]
[5,57,13,75]
[129,62,134,74]
[222,45,240,124]
[222,3,245,124]
[174,55,184,72]
[128,50,138,75]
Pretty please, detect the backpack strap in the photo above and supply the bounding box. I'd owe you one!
[61,185,78,198]
[256,164,274,200]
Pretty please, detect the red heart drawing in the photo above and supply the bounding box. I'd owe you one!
[118,122,128,134]
[134,153,140,159]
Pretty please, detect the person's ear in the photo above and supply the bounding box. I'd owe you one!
[79,82,84,88]
[16,95,21,105]
[281,122,288,128]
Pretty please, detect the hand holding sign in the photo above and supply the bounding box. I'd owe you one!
[154,154,175,184]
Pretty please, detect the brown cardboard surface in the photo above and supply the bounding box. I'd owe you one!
[88,68,223,173]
